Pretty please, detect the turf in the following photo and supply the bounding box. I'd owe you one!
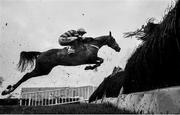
[0,103,132,114]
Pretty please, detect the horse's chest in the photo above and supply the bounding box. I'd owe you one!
[76,50,93,60]
[85,46,97,56]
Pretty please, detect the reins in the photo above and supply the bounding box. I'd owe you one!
[90,44,100,49]
[88,35,110,50]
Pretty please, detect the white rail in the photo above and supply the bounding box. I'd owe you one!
[20,86,96,106]
[20,96,81,106]
[20,88,82,106]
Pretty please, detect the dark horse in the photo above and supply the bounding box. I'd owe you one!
[1,31,120,95]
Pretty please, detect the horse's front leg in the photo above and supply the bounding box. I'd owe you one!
[84,57,104,70]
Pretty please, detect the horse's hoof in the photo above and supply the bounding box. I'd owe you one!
[7,85,12,89]
[1,85,14,96]
[1,90,9,96]
[85,66,91,70]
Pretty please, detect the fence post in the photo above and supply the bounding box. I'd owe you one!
[28,93,31,106]
[35,93,37,106]
[25,94,27,106]
[20,98,22,106]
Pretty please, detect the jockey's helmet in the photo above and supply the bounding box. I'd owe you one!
[77,28,87,35]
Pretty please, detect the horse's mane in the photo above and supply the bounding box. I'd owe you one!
[84,35,108,43]
[94,35,109,40]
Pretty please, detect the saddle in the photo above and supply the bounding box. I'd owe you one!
[64,37,94,54]
[64,42,86,54]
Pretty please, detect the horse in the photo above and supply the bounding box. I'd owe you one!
[1,31,121,95]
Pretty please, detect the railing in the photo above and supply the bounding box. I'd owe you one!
[20,88,83,106]
[20,96,81,106]
[20,86,96,106]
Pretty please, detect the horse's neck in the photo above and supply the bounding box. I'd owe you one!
[90,36,108,48]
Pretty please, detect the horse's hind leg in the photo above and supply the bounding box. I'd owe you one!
[13,69,44,90]
[1,67,52,95]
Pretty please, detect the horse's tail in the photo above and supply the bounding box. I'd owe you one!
[17,51,41,72]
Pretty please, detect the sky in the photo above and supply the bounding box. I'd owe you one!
[0,0,173,97]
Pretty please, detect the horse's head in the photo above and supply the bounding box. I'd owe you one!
[106,31,121,52]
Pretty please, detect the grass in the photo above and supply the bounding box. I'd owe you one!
[0,103,132,114]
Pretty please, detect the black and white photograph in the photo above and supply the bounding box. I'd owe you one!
[0,0,180,114]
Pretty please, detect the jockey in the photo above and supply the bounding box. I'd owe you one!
[58,28,87,54]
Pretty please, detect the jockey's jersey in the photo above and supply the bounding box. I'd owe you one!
[60,30,79,38]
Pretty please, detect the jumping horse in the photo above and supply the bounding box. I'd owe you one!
[1,31,120,95]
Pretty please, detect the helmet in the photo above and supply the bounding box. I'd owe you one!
[77,28,86,34]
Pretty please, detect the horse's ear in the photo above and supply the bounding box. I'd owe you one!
[109,31,112,37]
